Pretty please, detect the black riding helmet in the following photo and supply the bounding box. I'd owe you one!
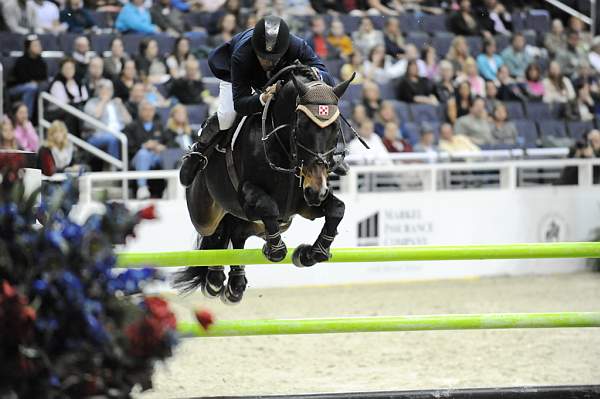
[251,15,290,62]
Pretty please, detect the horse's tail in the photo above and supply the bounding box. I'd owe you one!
[173,234,209,293]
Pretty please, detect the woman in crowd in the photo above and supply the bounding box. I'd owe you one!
[166,37,195,80]
[134,38,169,84]
[543,61,576,104]
[38,120,78,176]
[476,39,503,82]
[363,44,396,84]
[362,80,382,119]
[383,17,405,58]
[375,100,400,136]
[0,117,20,150]
[83,79,132,161]
[12,102,39,152]
[434,60,456,104]
[446,36,470,73]
[382,122,412,153]
[397,60,438,105]
[48,57,89,136]
[457,57,486,97]
[489,102,518,145]
[208,13,238,48]
[8,35,48,117]
[165,104,193,149]
[340,51,365,84]
[446,81,473,123]
[422,45,439,81]
[327,19,353,59]
[351,104,370,127]
[352,17,385,57]
[566,82,595,121]
[524,63,545,101]
[113,59,138,101]
[103,37,129,80]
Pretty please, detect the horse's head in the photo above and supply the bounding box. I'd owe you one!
[290,72,355,206]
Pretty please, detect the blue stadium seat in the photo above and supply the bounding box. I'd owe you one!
[338,100,352,119]
[156,107,170,125]
[369,15,386,30]
[494,35,510,52]
[184,31,208,49]
[567,121,595,141]
[89,11,115,29]
[186,104,208,125]
[526,9,551,33]
[154,34,177,56]
[397,14,415,33]
[199,59,214,78]
[90,33,115,55]
[343,84,363,103]
[409,104,439,123]
[390,100,411,123]
[183,12,211,31]
[511,12,526,31]
[204,80,219,96]
[514,119,538,148]
[324,59,344,80]
[406,32,429,50]
[432,33,454,57]
[122,34,146,56]
[401,122,420,145]
[46,58,61,78]
[538,120,567,139]
[421,14,447,34]
[1,57,16,81]
[58,33,80,56]
[466,36,483,56]
[0,33,24,54]
[154,82,170,98]
[38,34,60,52]
[525,102,552,121]
[503,101,525,119]
[523,30,537,46]
[339,15,362,34]
[378,83,396,100]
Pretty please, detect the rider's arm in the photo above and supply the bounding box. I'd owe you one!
[231,55,264,115]
[296,39,336,86]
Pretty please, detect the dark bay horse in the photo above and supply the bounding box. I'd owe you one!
[175,69,355,303]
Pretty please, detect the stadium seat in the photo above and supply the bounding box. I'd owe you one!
[324,59,344,80]
[514,119,538,148]
[567,121,595,141]
[204,80,219,97]
[186,104,208,125]
[494,35,510,52]
[406,32,429,50]
[391,100,411,123]
[46,58,62,78]
[466,36,483,56]
[183,12,211,31]
[401,122,420,145]
[525,102,552,121]
[523,30,537,46]
[338,100,352,119]
[156,107,170,125]
[0,33,24,54]
[122,34,146,56]
[538,120,568,141]
[1,57,15,81]
[504,101,525,119]
[90,33,116,55]
[369,15,386,30]
[432,33,454,57]
[378,83,396,100]
[526,9,551,33]
[409,104,439,123]
[89,11,115,29]
[154,34,177,56]
[38,34,60,52]
[58,33,80,56]
[343,84,363,103]
[421,14,447,34]
[339,15,362,34]
[511,12,526,31]
[199,59,215,78]
[397,14,415,33]
[185,31,208,49]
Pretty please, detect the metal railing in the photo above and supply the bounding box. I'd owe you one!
[544,0,596,34]
[38,92,129,200]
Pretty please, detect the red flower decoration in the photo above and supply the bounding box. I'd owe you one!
[137,205,157,220]
[195,309,214,330]
[126,297,177,358]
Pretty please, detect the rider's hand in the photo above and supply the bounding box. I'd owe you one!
[260,83,279,104]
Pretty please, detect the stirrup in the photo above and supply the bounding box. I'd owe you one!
[184,151,208,171]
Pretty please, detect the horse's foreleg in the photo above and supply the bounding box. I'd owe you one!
[293,194,345,267]
[240,182,287,262]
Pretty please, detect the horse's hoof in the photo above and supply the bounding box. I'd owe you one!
[292,244,317,267]
[220,273,247,305]
[201,268,225,298]
[262,242,287,262]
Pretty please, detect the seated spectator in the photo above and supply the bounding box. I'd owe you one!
[558,129,600,185]
[589,38,600,74]
[497,64,526,101]
[28,0,67,34]
[489,102,517,145]
[135,38,170,85]
[352,17,385,57]
[543,61,575,104]
[524,63,544,101]
[375,100,400,136]
[1,116,20,150]
[568,16,592,51]
[448,0,488,37]
[454,97,494,146]
[83,57,105,96]
[208,13,238,48]
[85,0,121,12]
[422,45,439,81]
[413,123,437,153]
[363,45,397,84]
[501,32,532,79]
[476,39,503,82]
[72,35,92,81]
[383,17,405,59]
[351,104,369,127]
[306,15,339,60]
[150,0,188,35]
[446,81,473,123]
[38,120,79,176]
[328,19,353,59]
[396,60,438,105]
[544,19,566,58]
[83,79,132,161]
[309,0,347,14]
[362,80,382,119]
[347,119,391,163]
[124,101,168,199]
[48,57,90,135]
[484,80,501,112]
[60,0,95,33]
[382,122,412,153]
[367,0,403,16]
[393,44,427,77]
[573,62,600,96]
[141,78,169,107]
[166,37,195,80]
[8,35,47,117]
[457,57,486,97]
[565,82,595,122]
[434,60,456,104]
[114,60,138,102]
[126,82,145,119]
[476,0,512,36]
[340,52,365,84]
[115,0,158,34]
[103,37,129,81]
[169,59,214,105]
[555,30,588,78]
[438,122,480,153]
[2,0,32,34]
[165,104,193,149]
[11,102,39,152]
[446,36,471,73]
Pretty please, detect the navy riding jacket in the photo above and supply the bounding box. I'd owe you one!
[208,29,335,116]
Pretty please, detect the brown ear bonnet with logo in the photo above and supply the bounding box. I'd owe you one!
[295,81,341,128]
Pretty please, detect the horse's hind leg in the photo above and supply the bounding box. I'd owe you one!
[221,220,260,304]
[293,194,345,267]
[240,182,287,262]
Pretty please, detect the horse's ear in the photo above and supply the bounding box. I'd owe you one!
[332,72,356,99]
[291,73,308,97]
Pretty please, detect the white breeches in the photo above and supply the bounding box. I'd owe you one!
[216,80,237,131]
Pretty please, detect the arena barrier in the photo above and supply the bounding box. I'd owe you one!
[117,242,600,268]
[177,312,600,337]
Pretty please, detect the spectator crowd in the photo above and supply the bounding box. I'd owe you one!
[1,0,599,198]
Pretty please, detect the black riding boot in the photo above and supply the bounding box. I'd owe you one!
[179,114,221,187]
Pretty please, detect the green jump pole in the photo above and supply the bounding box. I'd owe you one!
[117,242,600,268]
[177,312,600,338]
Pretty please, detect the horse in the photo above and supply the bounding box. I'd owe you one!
[174,67,355,304]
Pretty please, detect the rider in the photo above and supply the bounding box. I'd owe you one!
[179,15,348,187]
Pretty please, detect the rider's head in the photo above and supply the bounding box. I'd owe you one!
[252,15,290,71]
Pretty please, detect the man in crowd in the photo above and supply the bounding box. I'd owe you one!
[501,32,532,78]
[454,97,494,146]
